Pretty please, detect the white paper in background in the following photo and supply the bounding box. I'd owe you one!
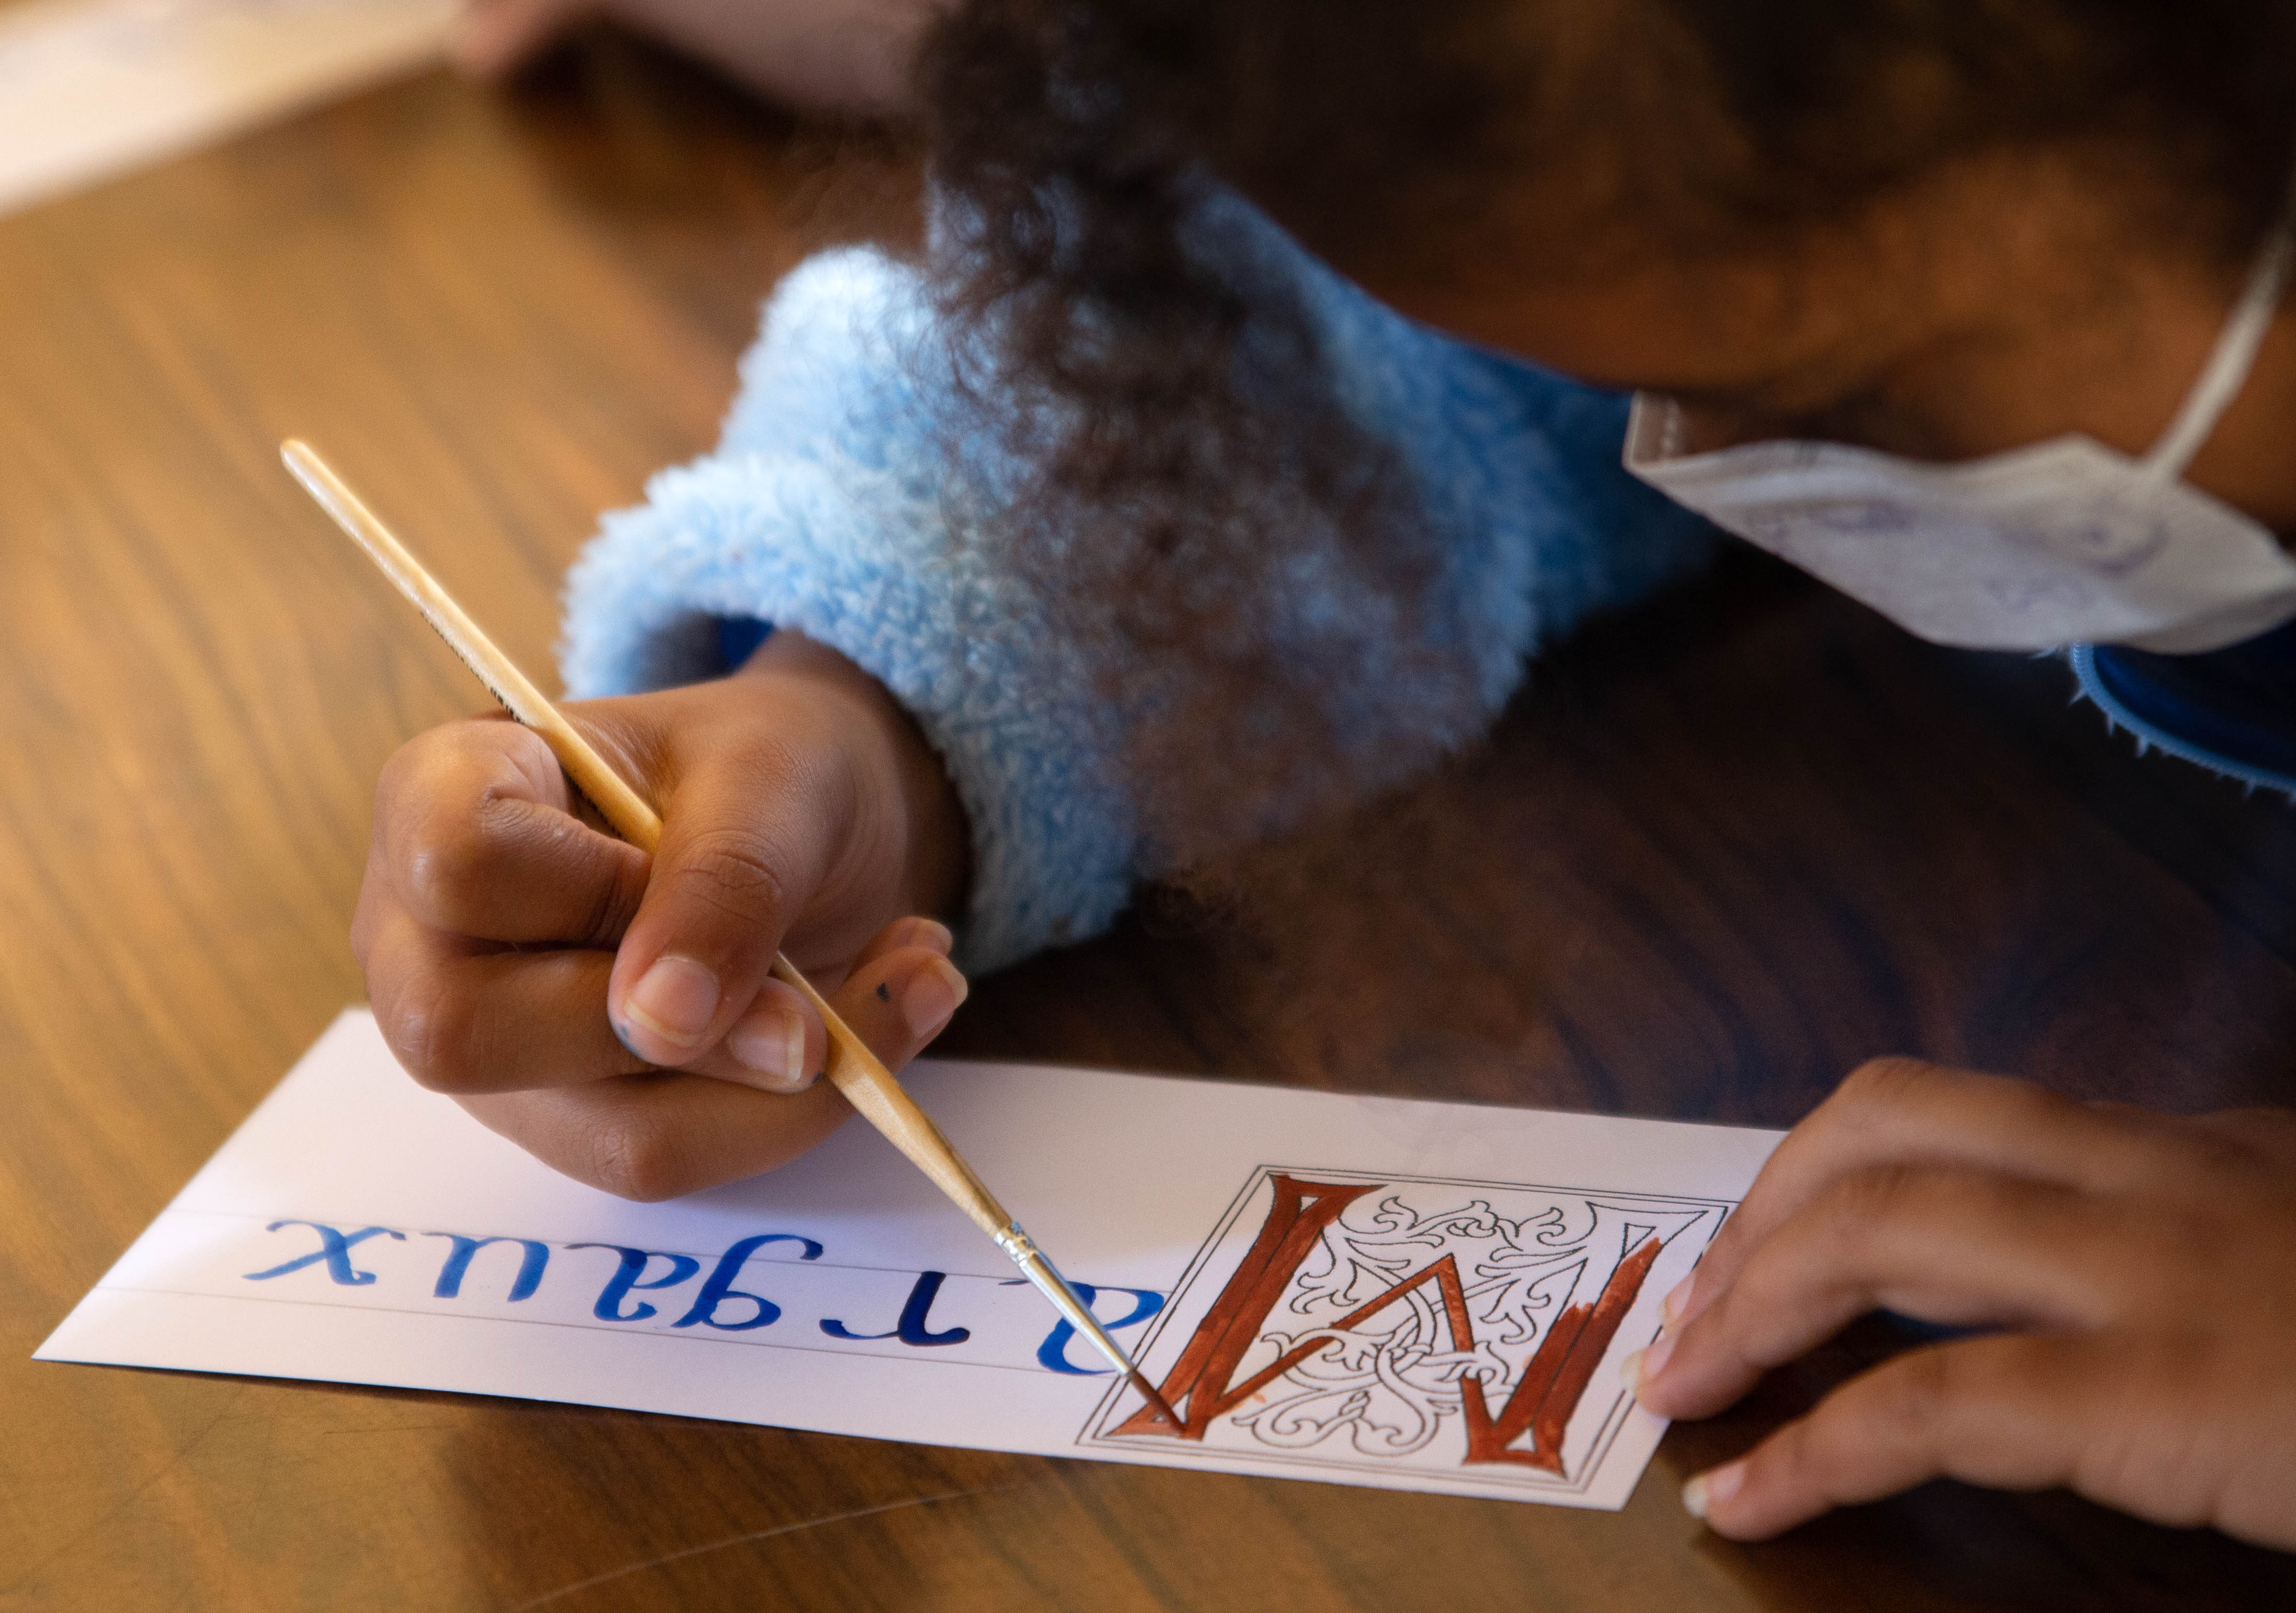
[38,1010,1782,1509]
[0,0,455,219]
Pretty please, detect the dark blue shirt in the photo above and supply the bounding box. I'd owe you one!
[2073,621,2296,796]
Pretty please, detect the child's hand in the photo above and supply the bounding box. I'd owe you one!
[351,632,970,1199]
[1633,1059,2296,1549]
[450,0,941,116]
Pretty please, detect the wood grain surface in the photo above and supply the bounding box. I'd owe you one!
[3,37,2294,1613]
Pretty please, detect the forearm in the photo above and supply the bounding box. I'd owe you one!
[565,209,1714,972]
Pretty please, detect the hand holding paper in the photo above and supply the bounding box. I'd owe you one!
[1634,1059,2296,1549]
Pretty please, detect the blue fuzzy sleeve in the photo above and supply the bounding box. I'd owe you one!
[560,221,1712,972]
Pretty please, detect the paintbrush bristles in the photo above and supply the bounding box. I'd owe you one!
[285,439,1163,1402]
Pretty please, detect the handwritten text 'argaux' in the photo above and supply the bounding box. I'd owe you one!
[241,1219,1164,1376]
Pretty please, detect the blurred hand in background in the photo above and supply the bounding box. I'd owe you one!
[450,0,943,116]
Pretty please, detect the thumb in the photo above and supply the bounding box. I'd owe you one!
[606,751,837,1078]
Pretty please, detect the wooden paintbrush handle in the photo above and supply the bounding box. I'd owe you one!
[767,954,1012,1240]
[284,440,1135,1371]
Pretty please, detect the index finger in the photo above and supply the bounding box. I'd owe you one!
[1674,1059,2169,1329]
[376,716,649,947]
[1688,1332,2136,1540]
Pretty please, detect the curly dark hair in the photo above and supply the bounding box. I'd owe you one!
[912,0,2296,870]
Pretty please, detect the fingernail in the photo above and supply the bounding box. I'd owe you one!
[1632,1331,1675,1392]
[900,955,968,1038]
[1682,1460,1744,1522]
[622,955,720,1051]
[727,1006,811,1094]
[913,918,954,955]
[1663,1273,1696,1327]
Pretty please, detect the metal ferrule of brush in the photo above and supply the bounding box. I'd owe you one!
[993,1222,1043,1267]
[997,1223,1137,1373]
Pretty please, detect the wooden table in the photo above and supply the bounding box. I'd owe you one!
[4,39,2294,1612]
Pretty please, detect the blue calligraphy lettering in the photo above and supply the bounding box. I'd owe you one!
[821,1270,969,1346]
[243,1222,405,1286]
[569,1244,701,1322]
[426,1234,549,1302]
[1003,1281,1166,1374]
[673,1233,823,1331]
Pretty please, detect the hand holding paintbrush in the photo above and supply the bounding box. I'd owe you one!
[290,442,1173,1414]
[337,528,967,1187]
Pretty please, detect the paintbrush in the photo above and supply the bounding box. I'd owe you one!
[283,439,1176,1427]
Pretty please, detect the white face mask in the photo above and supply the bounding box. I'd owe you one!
[1623,206,2296,654]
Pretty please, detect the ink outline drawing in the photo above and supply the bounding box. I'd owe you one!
[1078,1166,1733,1493]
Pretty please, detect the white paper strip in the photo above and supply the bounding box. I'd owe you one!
[39,1010,1782,1508]
[0,0,454,218]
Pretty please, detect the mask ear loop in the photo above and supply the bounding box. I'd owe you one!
[2142,176,2296,481]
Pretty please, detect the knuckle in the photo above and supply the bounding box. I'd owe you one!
[380,972,485,1093]
[1991,1076,2083,1130]
[378,721,493,814]
[401,828,493,933]
[577,844,645,946]
[2072,1340,2216,1518]
[1697,1284,1775,1370]
[372,730,438,813]
[582,1115,695,1203]
[1819,1162,1925,1244]
[1722,1240,1792,1316]
[401,793,532,933]
[1835,1056,1941,1114]
[1715,1253,1821,1368]
[1770,1357,1948,1511]
[667,827,791,928]
[1864,1346,1955,1461]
